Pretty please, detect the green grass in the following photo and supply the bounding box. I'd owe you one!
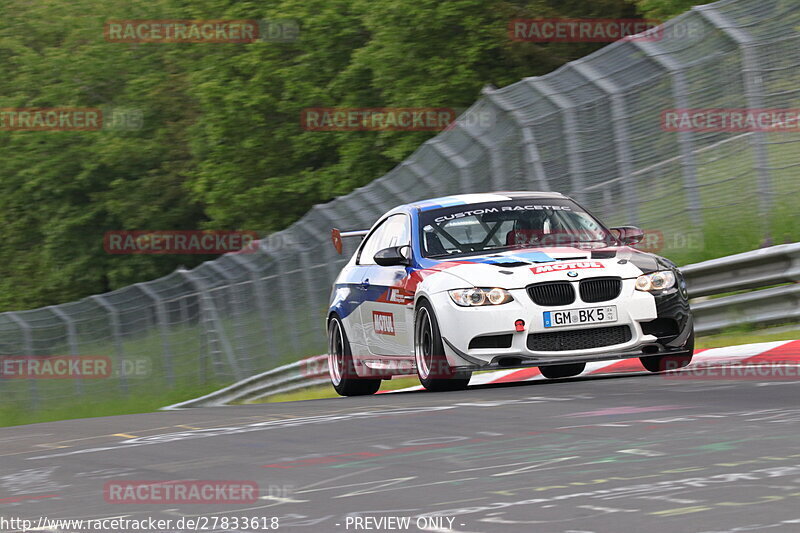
[0,305,322,428]
[695,325,800,350]
[0,382,224,427]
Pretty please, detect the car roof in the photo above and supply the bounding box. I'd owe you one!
[406,191,568,212]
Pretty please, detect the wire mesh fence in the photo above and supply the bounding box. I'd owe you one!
[1,0,798,412]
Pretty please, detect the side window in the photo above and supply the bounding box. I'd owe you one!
[357,215,410,265]
[380,214,411,249]
[357,219,388,265]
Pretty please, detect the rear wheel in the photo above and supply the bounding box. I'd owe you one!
[539,363,586,379]
[414,301,471,392]
[640,331,695,373]
[328,315,381,396]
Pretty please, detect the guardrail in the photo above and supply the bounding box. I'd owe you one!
[165,243,800,408]
[683,243,800,297]
[683,243,800,334]
[690,284,800,335]
[162,355,328,409]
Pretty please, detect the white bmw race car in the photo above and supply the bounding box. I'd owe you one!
[327,192,694,395]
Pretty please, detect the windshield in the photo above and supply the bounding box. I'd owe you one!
[418,198,613,258]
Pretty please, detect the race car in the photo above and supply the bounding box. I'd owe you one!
[327,192,694,396]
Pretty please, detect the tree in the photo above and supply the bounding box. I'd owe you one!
[0,0,651,310]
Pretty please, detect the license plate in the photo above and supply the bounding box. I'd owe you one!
[543,306,617,328]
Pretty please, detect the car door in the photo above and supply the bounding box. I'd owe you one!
[331,217,388,351]
[358,214,413,356]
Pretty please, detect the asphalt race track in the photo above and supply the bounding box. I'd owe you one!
[3,344,800,533]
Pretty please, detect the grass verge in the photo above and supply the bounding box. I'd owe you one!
[695,325,800,349]
[0,383,224,428]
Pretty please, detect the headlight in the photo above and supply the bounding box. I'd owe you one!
[635,271,676,292]
[449,288,513,307]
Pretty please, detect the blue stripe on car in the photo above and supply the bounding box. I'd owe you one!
[458,251,554,264]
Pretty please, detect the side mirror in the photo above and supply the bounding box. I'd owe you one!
[374,246,410,267]
[610,226,645,246]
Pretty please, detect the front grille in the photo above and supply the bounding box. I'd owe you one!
[579,277,622,303]
[469,334,513,350]
[527,282,575,306]
[527,325,632,351]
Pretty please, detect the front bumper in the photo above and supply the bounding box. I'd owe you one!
[431,281,693,370]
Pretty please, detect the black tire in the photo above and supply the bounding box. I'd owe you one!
[414,300,471,392]
[328,315,381,396]
[640,330,695,373]
[539,363,586,379]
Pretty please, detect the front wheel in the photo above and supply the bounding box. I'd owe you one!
[328,315,381,396]
[640,331,695,373]
[414,301,471,392]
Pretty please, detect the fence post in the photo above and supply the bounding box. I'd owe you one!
[695,5,773,241]
[482,87,549,191]
[135,283,175,387]
[178,268,243,382]
[7,313,38,409]
[228,254,276,368]
[570,62,639,226]
[283,223,327,355]
[206,261,257,376]
[89,295,128,394]
[47,305,83,395]
[526,78,586,204]
[631,39,704,228]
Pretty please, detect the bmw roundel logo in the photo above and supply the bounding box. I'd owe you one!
[567,271,579,278]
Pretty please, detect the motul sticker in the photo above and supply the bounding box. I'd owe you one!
[532,261,604,274]
[373,311,396,336]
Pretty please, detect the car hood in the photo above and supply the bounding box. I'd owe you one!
[422,246,673,289]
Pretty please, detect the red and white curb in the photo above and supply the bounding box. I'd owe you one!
[378,339,800,393]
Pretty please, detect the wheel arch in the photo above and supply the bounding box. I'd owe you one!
[414,294,431,311]
[326,310,340,326]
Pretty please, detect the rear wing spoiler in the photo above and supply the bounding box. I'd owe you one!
[331,228,369,254]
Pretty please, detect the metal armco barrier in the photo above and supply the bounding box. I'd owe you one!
[683,243,800,297]
[691,284,800,335]
[163,355,329,409]
[685,243,800,334]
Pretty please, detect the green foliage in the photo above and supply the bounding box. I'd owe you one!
[632,0,709,19]
[0,0,640,310]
